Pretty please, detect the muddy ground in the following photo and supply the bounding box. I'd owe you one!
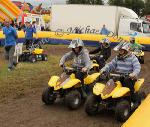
[0,45,150,127]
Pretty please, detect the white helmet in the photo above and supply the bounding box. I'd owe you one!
[114,42,131,52]
[68,38,84,48]
[100,38,110,48]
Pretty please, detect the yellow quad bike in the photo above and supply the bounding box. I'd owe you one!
[85,73,145,122]
[19,41,48,63]
[132,50,144,64]
[42,66,100,110]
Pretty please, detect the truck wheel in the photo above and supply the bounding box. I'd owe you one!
[42,54,48,61]
[65,90,82,110]
[29,55,36,63]
[42,87,56,105]
[115,100,131,122]
[85,94,98,116]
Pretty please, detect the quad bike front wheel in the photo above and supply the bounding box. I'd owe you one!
[65,90,82,110]
[42,87,56,105]
[85,94,99,116]
[138,91,146,104]
[115,100,131,122]
[29,55,36,63]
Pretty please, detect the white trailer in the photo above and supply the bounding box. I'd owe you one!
[50,5,150,36]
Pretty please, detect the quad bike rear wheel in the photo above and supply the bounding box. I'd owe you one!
[42,54,48,61]
[42,87,56,105]
[85,94,99,116]
[65,90,82,110]
[139,56,144,64]
[115,100,131,122]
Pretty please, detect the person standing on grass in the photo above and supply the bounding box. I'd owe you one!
[24,21,36,49]
[3,19,18,71]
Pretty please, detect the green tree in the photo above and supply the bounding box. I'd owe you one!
[67,0,103,5]
[109,0,124,6]
[109,0,145,16]
[143,0,150,15]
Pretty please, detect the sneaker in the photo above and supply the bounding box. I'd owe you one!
[13,63,18,67]
[8,67,13,72]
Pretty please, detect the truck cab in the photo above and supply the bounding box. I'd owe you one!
[118,18,150,37]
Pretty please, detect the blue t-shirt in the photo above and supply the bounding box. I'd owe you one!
[24,26,36,39]
[3,26,17,47]
[100,27,110,35]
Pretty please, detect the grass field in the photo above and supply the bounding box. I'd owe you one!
[0,45,66,102]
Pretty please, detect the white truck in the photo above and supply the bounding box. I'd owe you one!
[50,5,150,36]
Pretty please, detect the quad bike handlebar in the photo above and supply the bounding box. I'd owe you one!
[89,54,103,59]
[109,73,129,79]
[62,65,82,75]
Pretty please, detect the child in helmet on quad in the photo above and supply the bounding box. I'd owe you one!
[101,42,141,107]
[59,38,92,90]
[89,38,111,68]
[130,37,143,51]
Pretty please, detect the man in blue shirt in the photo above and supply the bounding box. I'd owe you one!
[3,19,18,71]
[100,25,110,35]
[24,21,36,49]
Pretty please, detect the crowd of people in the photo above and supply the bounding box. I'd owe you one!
[0,20,50,31]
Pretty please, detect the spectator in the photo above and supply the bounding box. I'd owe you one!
[32,21,36,29]
[24,21,36,49]
[45,22,50,31]
[3,19,18,71]
[35,21,41,31]
[100,25,110,35]
[18,22,22,31]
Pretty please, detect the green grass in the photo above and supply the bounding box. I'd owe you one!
[0,48,62,102]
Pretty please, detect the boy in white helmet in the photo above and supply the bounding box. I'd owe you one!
[101,42,141,106]
[60,38,92,85]
[89,38,111,68]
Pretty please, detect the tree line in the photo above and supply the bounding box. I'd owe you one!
[67,0,150,16]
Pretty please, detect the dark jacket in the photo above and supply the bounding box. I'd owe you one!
[89,44,111,61]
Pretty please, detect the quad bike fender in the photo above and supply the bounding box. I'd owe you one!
[134,79,144,92]
[140,51,144,56]
[84,73,100,85]
[115,81,122,87]
[134,51,144,57]
[112,87,130,98]
[33,48,43,54]
[70,73,76,79]
[92,63,99,68]
[93,83,105,96]
[62,79,81,89]
[48,76,60,87]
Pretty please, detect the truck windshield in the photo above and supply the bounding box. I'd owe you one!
[143,23,150,33]
[130,22,142,32]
